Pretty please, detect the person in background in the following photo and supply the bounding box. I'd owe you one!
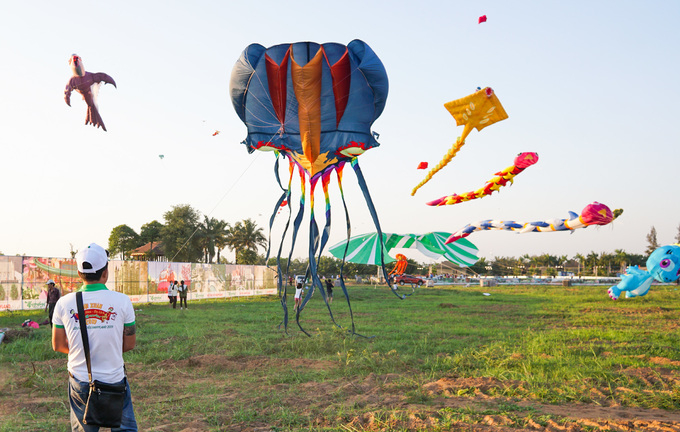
[325,277,334,304]
[168,280,178,309]
[45,279,61,327]
[177,280,188,310]
[294,282,303,312]
[52,243,137,431]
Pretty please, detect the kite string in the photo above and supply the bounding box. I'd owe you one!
[168,126,285,262]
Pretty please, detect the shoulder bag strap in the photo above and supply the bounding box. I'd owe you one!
[75,291,93,383]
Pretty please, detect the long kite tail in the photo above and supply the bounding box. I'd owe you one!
[411,136,465,196]
[352,159,406,300]
[445,202,616,244]
[335,162,359,336]
[273,157,295,333]
[427,152,539,206]
[297,173,332,336]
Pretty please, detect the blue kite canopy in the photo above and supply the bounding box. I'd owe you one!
[229,40,394,337]
[229,39,388,178]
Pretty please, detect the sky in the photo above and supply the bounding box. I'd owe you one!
[1,1,679,263]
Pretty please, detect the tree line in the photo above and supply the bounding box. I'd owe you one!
[469,225,680,278]
[107,204,266,264]
[108,213,680,278]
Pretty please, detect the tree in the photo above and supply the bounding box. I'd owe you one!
[140,220,164,260]
[161,204,203,262]
[108,225,142,259]
[236,249,259,265]
[225,218,267,263]
[645,226,659,255]
[198,216,229,263]
[140,220,164,244]
[585,252,599,276]
[573,254,585,276]
[469,257,488,275]
[613,249,629,274]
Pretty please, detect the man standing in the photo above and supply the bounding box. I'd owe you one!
[325,277,334,304]
[45,279,61,327]
[168,280,178,309]
[52,243,137,431]
[177,280,188,310]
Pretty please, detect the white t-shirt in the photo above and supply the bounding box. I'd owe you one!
[294,287,303,299]
[53,284,135,383]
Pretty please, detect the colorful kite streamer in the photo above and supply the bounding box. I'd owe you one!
[412,87,508,195]
[446,202,618,243]
[427,152,538,206]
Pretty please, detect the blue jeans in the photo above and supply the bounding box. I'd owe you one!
[68,374,137,432]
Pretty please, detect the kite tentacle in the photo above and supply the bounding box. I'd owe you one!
[275,157,296,332]
[351,159,405,300]
[335,162,362,336]
[297,174,330,336]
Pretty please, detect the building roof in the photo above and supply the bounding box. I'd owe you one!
[130,241,165,257]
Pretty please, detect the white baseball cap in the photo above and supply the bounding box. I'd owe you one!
[46,279,55,285]
[76,243,109,273]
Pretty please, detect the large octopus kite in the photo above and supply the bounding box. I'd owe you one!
[230,40,393,336]
[64,54,116,131]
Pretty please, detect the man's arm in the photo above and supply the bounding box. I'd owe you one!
[52,326,69,354]
[123,324,136,352]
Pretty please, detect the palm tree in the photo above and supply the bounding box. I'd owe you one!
[214,221,232,263]
[225,218,267,264]
[198,216,229,263]
[585,252,599,276]
[613,249,628,274]
[574,253,585,276]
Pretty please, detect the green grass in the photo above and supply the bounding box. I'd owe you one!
[2,284,680,430]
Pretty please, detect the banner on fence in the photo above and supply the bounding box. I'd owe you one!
[0,255,276,311]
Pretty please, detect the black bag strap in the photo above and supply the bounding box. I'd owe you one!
[75,291,93,384]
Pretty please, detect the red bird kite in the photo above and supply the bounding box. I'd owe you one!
[64,54,116,131]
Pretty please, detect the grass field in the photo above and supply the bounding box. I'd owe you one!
[1,283,680,431]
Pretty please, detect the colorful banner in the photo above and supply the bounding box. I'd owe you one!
[0,255,276,311]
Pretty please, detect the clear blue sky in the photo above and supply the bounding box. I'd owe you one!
[1,1,678,262]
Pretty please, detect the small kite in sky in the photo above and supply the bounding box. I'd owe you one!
[478,15,487,24]
[412,87,508,195]
[427,152,538,206]
[158,154,164,160]
[417,162,428,170]
[212,130,220,136]
[64,54,116,131]
[446,202,619,243]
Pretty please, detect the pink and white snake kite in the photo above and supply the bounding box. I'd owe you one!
[445,202,619,244]
[64,54,116,131]
[427,152,538,206]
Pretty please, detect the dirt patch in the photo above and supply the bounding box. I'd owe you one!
[4,354,680,431]
[1,327,37,343]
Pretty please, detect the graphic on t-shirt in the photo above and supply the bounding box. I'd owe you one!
[68,303,117,325]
